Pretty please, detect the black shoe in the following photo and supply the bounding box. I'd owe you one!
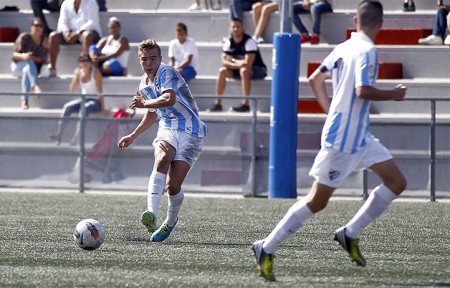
[232,104,250,112]
[403,1,415,12]
[207,103,222,112]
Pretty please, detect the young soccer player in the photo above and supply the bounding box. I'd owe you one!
[252,0,407,281]
[118,39,207,242]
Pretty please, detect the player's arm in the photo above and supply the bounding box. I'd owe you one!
[131,89,176,109]
[356,85,406,101]
[118,110,157,150]
[308,66,331,113]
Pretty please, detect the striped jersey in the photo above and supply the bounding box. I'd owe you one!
[138,63,207,138]
[319,32,378,154]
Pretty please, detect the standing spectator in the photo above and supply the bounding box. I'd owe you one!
[47,0,102,77]
[418,0,450,45]
[49,53,106,145]
[168,22,198,83]
[188,0,222,10]
[292,0,333,45]
[251,1,407,281]
[402,0,415,11]
[230,0,260,20]
[89,17,130,76]
[252,0,279,43]
[208,18,267,112]
[118,39,207,242]
[11,17,48,109]
[30,0,63,35]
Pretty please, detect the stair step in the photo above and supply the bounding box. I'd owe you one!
[346,28,432,45]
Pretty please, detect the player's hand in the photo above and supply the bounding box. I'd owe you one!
[130,95,146,109]
[118,134,134,150]
[393,84,407,101]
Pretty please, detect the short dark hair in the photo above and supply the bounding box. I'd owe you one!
[138,38,161,56]
[177,22,188,34]
[231,17,243,24]
[357,0,383,29]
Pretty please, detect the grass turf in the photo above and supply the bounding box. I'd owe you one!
[0,191,449,287]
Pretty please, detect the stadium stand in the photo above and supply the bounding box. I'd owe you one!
[1,0,450,196]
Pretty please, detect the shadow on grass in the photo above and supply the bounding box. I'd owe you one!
[368,281,450,287]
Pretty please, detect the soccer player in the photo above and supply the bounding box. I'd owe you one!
[252,0,407,281]
[118,39,207,242]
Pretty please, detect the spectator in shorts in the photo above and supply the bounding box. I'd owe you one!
[89,17,130,76]
[292,0,333,45]
[47,0,102,77]
[208,18,267,112]
[230,0,260,20]
[168,22,198,83]
[251,0,279,43]
[11,17,48,109]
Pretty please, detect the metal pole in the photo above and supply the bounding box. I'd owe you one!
[280,0,292,33]
[78,95,87,193]
[250,98,257,197]
[430,100,436,202]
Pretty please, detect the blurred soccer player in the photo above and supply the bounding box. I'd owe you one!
[118,39,207,242]
[252,0,407,281]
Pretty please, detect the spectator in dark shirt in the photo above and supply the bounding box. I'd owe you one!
[208,18,267,112]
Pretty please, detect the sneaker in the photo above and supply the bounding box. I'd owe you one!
[301,33,311,43]
[334,227,366,267]
[188,2,201,10]
[207,103,223,112]
[418,35,443,45]
[444,35,450,45]
[140,211,157,233]
[402,1,415,12]
[232,104,250,112]
[48,66,57,77]
[212,3,222,10]
[310,35,320,45]
[251,240,276,282]
[21,99,29,110]
[150,219,177,242]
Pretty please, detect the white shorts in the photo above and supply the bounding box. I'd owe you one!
[309,137,392,188]
[153,128,204,168]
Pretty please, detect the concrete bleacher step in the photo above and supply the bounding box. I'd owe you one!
[346,28,432,45]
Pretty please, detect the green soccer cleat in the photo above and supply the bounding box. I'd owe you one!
[251,240,276,282]
[140,211,157,233]
[150,219,178,242]
[334,227,366,267]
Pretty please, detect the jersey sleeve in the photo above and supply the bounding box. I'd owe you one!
[244,38,258,53]
[159,65,181,93]
[354,48,376,88]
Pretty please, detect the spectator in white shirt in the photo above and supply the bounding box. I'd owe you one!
[47,0,102,77]
[168,22,199,82]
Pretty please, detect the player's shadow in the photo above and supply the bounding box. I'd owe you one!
[368,281,450,287]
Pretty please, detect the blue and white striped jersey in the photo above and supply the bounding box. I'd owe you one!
[138,63,207,138]
[319,32,378,154]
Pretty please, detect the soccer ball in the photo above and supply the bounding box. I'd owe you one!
[73,219,106,250]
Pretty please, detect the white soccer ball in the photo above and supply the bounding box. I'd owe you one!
[73,219,106,250]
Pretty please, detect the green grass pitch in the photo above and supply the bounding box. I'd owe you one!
[1,191,449,287]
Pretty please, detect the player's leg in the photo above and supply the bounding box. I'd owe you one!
[343,159,406,239]
[141,140,176,233]
[252,182,334,281]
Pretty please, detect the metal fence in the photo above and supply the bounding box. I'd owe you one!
[1,92,449,201]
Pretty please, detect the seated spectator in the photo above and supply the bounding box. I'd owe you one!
[252,0,279,43]
[188,0,222,10]
[49,53,106,145]
[418,0,450,45]
[168,22,198,83]
[403,0,415,12]
[47,0,102,77]
[208,18,267,112]
[30,0,63,35]
[292,0,333,45]
[89,17,129,76]
[10,17,48,109]
[230,0,260,21]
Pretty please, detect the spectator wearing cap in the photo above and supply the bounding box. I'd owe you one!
[47,0,102,77]
[168,22,198,82]
[89,17,130,76]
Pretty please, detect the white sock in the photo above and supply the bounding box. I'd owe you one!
[345,184,397,239]
[262,200,313,254]
[147,171,166,217]
[166,190,184,227]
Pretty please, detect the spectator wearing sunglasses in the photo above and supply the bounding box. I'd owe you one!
[11,17,48,109]
[49,53,107,145]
